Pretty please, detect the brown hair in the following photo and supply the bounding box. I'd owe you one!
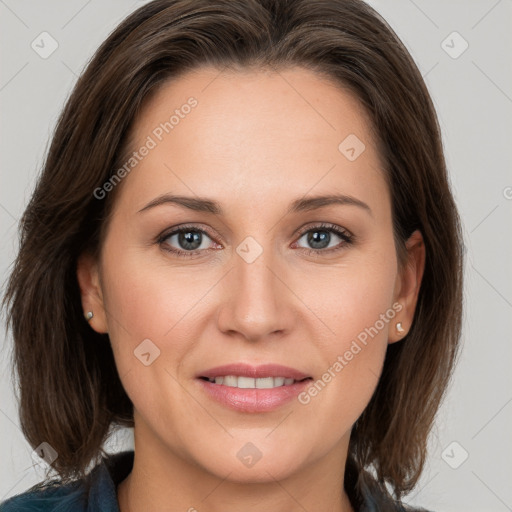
[3,0,463,502]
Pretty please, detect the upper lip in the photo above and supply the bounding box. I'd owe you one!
[198,363,311,380]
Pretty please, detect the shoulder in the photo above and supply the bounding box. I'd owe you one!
[358,493,435,512]
[0,479,85,512]
[346,463,434,512]
[0,450,133,512]
[360,489,435,512]
[357,484,435,512]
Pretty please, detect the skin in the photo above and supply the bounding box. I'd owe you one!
[77,66,425,512]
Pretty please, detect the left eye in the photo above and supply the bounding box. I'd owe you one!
[295,225,353,252]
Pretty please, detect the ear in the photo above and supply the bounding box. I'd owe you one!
[76,252,109,333]
[389,230,425,343]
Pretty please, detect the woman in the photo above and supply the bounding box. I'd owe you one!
[1,0,463,510]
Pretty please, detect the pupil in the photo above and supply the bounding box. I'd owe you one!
[179,230,201,250]
[308,230,330,249]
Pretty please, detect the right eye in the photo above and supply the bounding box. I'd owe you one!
[157,225,221,258]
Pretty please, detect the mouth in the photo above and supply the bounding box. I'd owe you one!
[196,363,313,412]
[199,375,312,388]
[197,362,312,385]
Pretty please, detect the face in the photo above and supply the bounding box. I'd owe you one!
[78,66,423,483]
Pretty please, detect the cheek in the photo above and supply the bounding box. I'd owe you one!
[295,245,398,419]
[101,241,217,341]
[98,242,232,412]
[298,242,398,347]
[98,251,209,433]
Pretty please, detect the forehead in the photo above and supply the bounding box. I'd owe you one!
[116,66,388,216]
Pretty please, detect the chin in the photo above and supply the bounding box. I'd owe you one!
[190,442,307,484]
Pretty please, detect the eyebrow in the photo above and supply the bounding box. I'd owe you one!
[137,193,372,217]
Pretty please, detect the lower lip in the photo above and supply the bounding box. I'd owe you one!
[197,378,311,413]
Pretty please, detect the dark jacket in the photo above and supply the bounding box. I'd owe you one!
[0,451,431,511]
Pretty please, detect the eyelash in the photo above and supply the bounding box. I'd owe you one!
[157,222,354,259]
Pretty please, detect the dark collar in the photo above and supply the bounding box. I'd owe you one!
[85,450,133,511]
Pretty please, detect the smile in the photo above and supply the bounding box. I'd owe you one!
[201,376,308,388]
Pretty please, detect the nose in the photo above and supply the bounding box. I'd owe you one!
[216,245,296,342]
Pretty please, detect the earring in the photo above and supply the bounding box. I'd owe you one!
[396,322,405,334]
[85,311,94,321]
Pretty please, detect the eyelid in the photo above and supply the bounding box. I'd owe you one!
[157,223,218,242]
[295,222,353,240]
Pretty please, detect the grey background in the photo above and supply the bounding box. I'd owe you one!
[1,1,511,510]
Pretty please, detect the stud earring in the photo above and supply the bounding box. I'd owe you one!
[396,322,405,334]
[85,311,94,321]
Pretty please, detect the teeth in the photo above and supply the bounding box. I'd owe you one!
[237,376,255,389]
[256,377,275,389]
[207,375,298,388]
[223,375,238,387]
[274,377,285,387]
